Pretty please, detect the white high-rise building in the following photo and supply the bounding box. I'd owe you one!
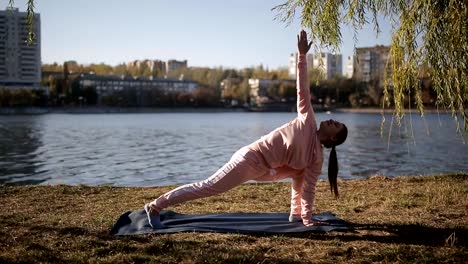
[0,7,41,88]
[288,53,298,79]
[353,45,391,84]
[311,52,342,80]
[345,55,354,79]
[166,59,187,74]
[288,52,342,80]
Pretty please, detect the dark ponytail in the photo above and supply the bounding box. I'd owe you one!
[325,124,347,198]
[328,146,339,198]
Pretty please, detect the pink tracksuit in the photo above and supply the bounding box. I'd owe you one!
[148,54,323,225]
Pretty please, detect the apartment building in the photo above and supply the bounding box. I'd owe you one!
[166,59,187,74]
[345,55,354,79]
[0,7,41,89]
[79,74,197,92]
[249,78,295,104]
[78,73,198,104]
[353,45,391,85]
[220,77,242,98]
[127,59,187,76]
[288,53,298,79]
[288,52,342,80]
[147,60,165,75]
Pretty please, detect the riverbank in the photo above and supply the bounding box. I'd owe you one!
[0,174,466,263]
[0,106,302,115]
[1,106,458,115]
[337,107,455,114]
[0,106,249,115]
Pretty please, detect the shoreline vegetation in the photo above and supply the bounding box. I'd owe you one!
[0,106,458,115]
[0,174,466,263]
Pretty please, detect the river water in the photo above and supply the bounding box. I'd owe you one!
[0,112,466,186]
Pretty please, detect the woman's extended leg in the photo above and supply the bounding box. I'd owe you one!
[145,147,267,227]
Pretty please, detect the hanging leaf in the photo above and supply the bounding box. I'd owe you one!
[274,0,468,136]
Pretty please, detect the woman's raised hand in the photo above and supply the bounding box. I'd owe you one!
[297,30,312,55]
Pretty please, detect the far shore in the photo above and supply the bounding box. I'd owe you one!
[0,106,247,115]
[0,106,457,115]
[336,107,455,114]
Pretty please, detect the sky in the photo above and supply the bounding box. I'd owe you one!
[2,0,393,72]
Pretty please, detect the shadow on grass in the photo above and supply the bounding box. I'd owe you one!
[24,221,468,249]
[28,224,114,240]
[0,221,462,263]
[272,222,468,247]
[349,223,467,247]
[12,224,301,263]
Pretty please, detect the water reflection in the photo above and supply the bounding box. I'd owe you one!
[330,112,467,178]
[0,116,47,184]
[0,112,467,186]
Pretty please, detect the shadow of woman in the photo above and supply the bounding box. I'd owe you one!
[323,223,467,247]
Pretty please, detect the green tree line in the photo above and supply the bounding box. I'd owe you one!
[41,62,295,107]
[0,59,438,109]
[0,88,47,107]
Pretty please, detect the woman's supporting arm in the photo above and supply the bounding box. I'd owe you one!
[300,165,321,225]
[290,175,304,219]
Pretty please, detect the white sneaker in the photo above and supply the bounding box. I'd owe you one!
[144,204,165,229]
[289,214,302,222]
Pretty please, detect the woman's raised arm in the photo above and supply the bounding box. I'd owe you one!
[296,30,313,119]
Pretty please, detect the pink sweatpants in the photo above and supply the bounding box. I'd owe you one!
[148,147,269,214]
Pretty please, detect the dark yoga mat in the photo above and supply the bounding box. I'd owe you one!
[111,210,349,236]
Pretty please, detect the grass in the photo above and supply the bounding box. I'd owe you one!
[0,174,467,263]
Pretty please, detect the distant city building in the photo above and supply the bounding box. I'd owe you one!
[64,60,79,73]
[353,45,391,85]
[220,77,242,99]
[166,59,187,74]
[288,52,342,80]
[345,56,354,79]
[288,53,298,79]
[126,59,187,76]
[126,60,138,68]
[126,59,151,70]
[147,60,165,75]
[311,53,342,80]
[0,7,42,89]
[78,74,198,105]
[249,78,295,105]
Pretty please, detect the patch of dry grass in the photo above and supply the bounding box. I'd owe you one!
[0,174,467,263]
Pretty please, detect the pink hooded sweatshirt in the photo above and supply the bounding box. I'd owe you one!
[248,54,323,224]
